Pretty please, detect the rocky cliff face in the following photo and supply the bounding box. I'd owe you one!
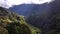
[0,7,41,34]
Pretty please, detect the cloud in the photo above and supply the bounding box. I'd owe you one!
[0,0,54,9]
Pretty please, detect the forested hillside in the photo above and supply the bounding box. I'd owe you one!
[0,7,41,34]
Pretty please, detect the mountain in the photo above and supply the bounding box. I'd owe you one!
[9,0,60,34]
[0,7,41,34]
[9,3,50,17]
[9,4,35,16]
[26,0,60,34]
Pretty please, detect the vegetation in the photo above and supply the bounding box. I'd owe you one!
[26,10,60,34]
[0,7,41,34]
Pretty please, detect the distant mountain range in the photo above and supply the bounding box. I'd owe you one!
[9,0,60,17]
[9,3,51,17]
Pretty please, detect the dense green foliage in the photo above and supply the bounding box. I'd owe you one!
[0,7,41,34]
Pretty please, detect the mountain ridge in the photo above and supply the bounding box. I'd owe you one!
[9,3,50,16]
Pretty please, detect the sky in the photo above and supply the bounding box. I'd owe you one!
[0,0,54,9]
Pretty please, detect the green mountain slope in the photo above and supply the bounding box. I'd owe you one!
[0,7,41,34]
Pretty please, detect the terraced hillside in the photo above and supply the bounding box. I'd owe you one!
[0,7,41,34]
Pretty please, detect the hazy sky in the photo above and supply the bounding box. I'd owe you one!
[0,0,54,8]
